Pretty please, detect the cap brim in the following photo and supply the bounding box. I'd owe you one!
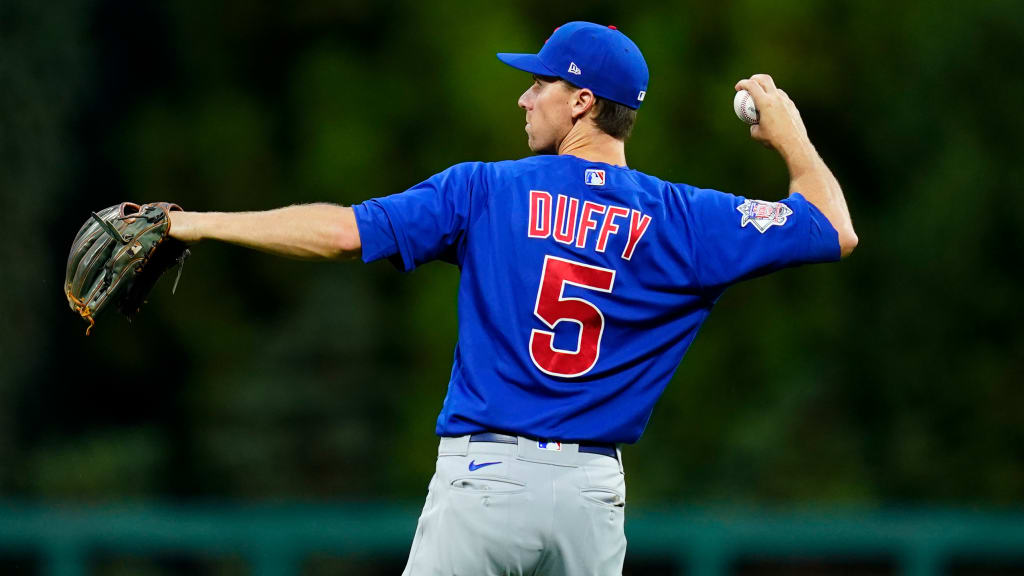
[496,53,558,77]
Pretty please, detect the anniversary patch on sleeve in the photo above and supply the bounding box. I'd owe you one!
[737,199,793,233]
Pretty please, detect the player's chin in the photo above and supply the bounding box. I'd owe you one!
[527,137,558,155]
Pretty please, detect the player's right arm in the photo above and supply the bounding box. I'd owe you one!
[735,74,858,258]
[168,161,477,265]
[168,203,361,261]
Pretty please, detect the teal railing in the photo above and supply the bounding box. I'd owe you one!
[2,503,1023,575]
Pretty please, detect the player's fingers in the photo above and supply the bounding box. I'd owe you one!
[736,78,770,116]
[750,73,777,93]
[735,78,768,102]
[778,88,793,109]
[752,128,774,148]
[749,124,773,148]
[777,89,801,116]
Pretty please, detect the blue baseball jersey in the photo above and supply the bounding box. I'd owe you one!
[353,155,839,444]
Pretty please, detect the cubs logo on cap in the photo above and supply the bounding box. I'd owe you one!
[496,21,650,110]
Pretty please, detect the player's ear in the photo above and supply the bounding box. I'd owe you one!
[570,88,596,121]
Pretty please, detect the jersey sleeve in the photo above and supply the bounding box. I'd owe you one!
[683,186,841,293]
[352,162,482,272]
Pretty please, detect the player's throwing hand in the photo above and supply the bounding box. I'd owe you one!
[735,74,809,153]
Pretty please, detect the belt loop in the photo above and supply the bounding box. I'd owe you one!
[616,446,624,474]
[438,435,470,456]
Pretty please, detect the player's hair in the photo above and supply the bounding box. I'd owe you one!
[560,79,637,141]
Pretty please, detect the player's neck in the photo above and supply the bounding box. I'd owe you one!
[557,122,627,167]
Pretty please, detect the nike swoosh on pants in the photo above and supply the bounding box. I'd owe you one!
[468,460,501,471]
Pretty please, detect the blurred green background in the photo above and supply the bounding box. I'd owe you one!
[3,0,1024,572]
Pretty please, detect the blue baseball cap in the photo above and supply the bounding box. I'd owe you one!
[497,21,649,110]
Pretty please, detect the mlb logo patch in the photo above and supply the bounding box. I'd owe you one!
[584,169,605,186]
[537,441,562,452]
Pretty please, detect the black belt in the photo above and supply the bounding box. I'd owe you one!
[469,432,617,459]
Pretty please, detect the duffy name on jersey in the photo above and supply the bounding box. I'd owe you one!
[527,190,651,260]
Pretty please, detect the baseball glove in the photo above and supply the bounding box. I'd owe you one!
[65,202,190,335]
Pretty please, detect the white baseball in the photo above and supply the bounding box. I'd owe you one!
[733,89,759,125]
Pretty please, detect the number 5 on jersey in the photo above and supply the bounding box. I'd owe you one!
[530,255,616,378]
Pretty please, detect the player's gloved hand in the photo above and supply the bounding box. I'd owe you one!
[735,74,810,155]
[65,202,190,334]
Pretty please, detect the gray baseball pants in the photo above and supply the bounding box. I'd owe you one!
[402,434,627,576]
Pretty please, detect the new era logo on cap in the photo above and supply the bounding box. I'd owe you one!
[568,62,582,75]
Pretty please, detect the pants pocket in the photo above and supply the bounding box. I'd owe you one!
[581,487,626,508]
[450,476,526,494]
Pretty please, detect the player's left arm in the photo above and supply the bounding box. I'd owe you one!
[735,74,858,258]
[168,203,362,260]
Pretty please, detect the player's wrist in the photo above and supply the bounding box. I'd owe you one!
[778,137,819,177]
[169,211,203,244]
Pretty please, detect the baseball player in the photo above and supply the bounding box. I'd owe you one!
[167,21,856,576]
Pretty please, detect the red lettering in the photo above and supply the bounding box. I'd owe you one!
[575,201,606,249]
[553,195,580,245]
[526,191,651,261]
[596,205,629,253]
[528,190,552,238]
[622,210,652,260]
